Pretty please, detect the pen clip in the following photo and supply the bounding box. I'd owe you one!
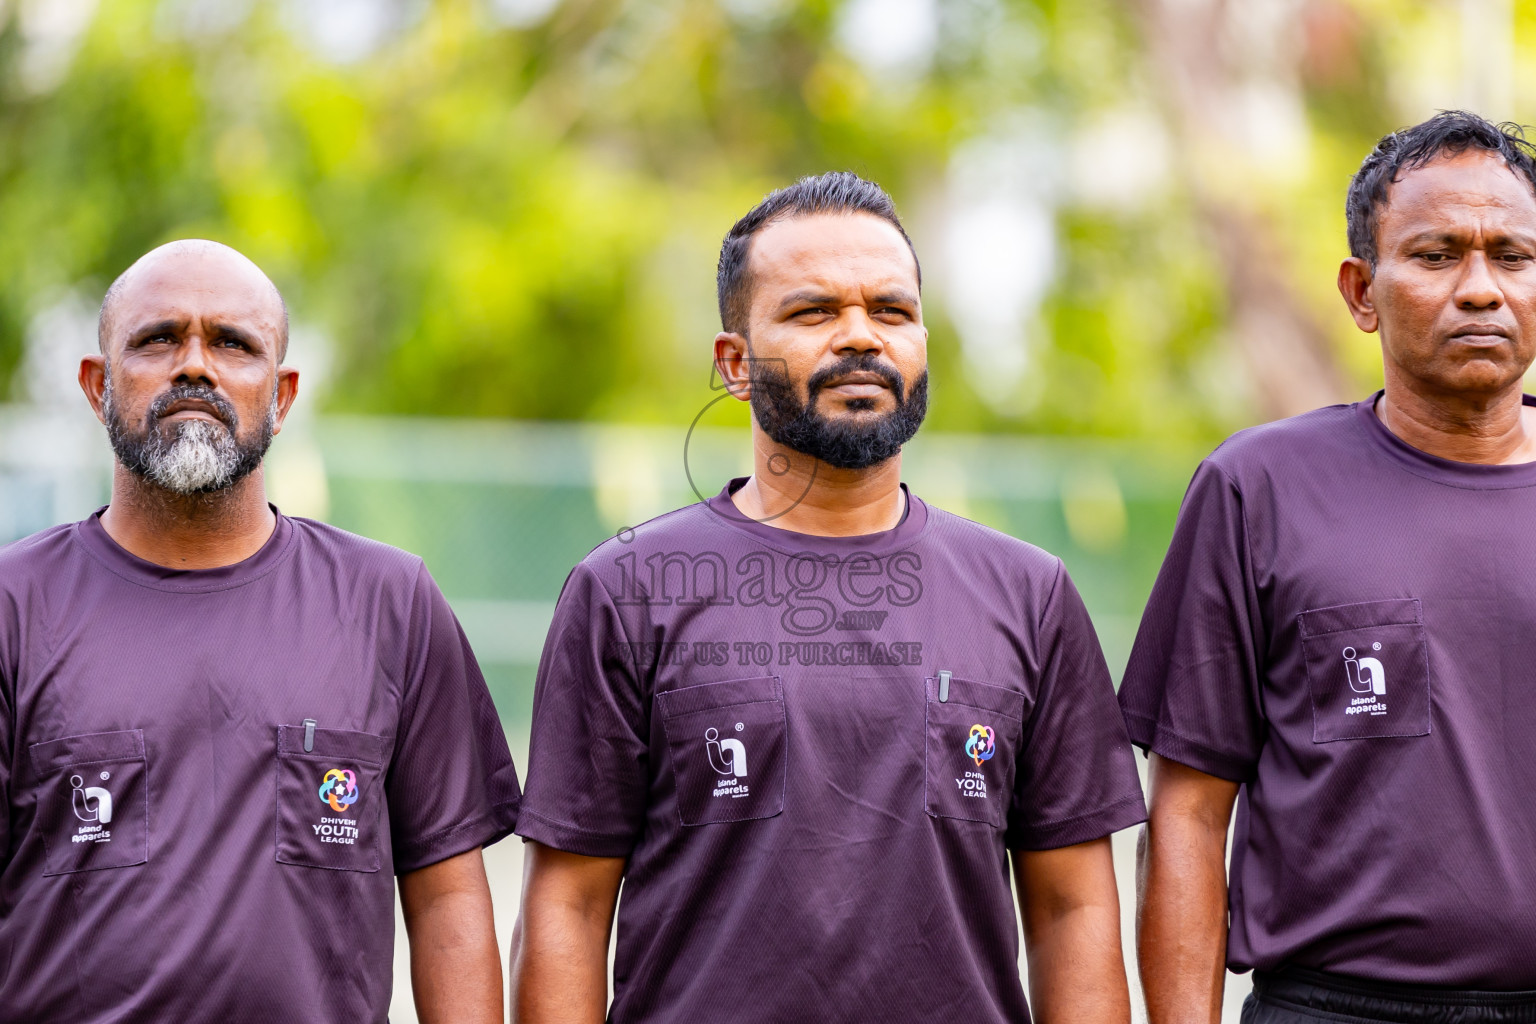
[303,718,317,753]
[938,670,951,703]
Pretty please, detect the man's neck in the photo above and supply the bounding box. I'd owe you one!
[730,427,906,537]
[1377,377,1536,466]
[100,466,277,569]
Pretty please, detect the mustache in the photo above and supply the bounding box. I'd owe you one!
[802,355,908,401]
[147,385,238,431]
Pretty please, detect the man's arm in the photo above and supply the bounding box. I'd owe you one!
[1137,753,1241,1024]
[1014,835,1130,1024]
[509,840,626,1024]
[399,846,502,1024]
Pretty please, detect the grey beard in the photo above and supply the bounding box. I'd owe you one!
[138,418,244,494]
[103,376,276,496]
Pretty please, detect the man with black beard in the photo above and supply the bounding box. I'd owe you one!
[0,240,520,1022]
[511,173,1145,1024]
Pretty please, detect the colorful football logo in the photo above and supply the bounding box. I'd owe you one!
[318,768,359,814]
[966,725,995,767]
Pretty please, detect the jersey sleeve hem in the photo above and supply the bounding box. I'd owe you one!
[393,799,521,875]
[1007,794,1147,851]
[515,807,636,859]
[1122,710,1256,783]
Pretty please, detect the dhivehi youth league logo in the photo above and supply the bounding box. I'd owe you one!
[318,768,359,814]
[966,724,995,767]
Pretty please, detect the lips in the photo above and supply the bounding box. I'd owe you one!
[160,399,222,420]
[821,373,891,400]
[1449,324,1511,341]
[823,371,891,389]
[803,356,907,407]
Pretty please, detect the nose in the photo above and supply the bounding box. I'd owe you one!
[1454,252,1504,311]
[171,334,218,387]
[831,307,886,358]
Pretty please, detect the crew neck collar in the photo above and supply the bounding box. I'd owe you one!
[74,505,298,592]
[704,477,930,556]
[1354,390,1536,489]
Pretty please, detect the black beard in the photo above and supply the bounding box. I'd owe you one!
[748,354,928,470]
[104,381,273,495]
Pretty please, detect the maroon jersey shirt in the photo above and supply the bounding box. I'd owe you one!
[1121,395,1536,987]
[518,480,1145,1023]
[0,510,520,1022]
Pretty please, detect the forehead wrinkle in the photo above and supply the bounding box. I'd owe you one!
[1387,202,1536,245]
[1385,156,1536,224]
[1397,223,1536,247]
[116,289,280,339]
[100,241,288,357]
[110,286,282,361]
[1383,197,1536,251]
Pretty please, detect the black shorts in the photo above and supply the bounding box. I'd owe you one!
[1243,968,1536,1023]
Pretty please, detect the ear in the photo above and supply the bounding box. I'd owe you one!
[1337,257,1379,333]
[714,332,751,402]
[270,365,302,436]
[79,355,108,424]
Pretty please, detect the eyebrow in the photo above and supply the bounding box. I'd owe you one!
[774,288,922,313]
[125,317,187,343]
[124,317,266,349]
[775,291,840,313]
[1400,229,1536,249]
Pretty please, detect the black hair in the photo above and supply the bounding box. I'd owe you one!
[1347,110,1536,266]
[716,171,920,335]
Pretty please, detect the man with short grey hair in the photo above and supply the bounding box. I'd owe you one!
[0,240,521,1022]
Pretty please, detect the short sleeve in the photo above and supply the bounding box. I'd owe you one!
[387,564,521,874]
[0,609,12,872]
[1008,563,1147,850]
[515,562,648,858]
[1118,459,1267,782]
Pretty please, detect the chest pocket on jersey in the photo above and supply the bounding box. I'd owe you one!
[275,725,385,872]
[1299,598,1431,743]
[924,676,1028,829]
[657,676,787,826]
[29,729,150,876]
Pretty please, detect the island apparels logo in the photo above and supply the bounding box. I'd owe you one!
[1342,644,1388,717]
[314,768,361,845]
[705,724,750,800]
[70,772,114,844]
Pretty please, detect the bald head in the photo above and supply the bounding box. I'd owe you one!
[98,240,289,361]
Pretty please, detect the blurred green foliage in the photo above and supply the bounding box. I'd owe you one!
[0,0,1530,436]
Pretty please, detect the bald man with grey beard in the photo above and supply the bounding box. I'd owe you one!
[96,247,280,496]
[0,240,520,1023]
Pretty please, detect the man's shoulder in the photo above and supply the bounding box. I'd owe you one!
[1205,402,1361,481]
[921,501,1062,576]
[575,501,725,570]
[284,515,426,586]
[0,522,81,591]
